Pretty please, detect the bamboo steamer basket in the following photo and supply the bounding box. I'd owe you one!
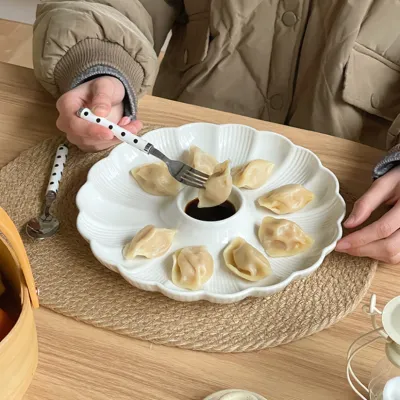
[0,207,39,400]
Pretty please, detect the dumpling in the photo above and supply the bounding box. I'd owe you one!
[232,159,274,189]
[123,225,176,259]
[258,184,314,214]
[187,145,218,175]
[131,162,180,196]
[258,217,313,257]
[198,160,233,208]
[172,246,214,290]
[223,237,272,281]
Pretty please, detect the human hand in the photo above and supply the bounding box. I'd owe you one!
[56,76,142,152]
[336,166,400,264]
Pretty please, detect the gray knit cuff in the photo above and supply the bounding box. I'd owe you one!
[373,144,400,179]
[70,65,138,120]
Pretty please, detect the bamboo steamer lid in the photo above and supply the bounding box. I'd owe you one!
[0,207,39,400]
[0,207,39,308]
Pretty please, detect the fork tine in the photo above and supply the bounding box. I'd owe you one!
[188,168,209,179]
[181,174,206,186]
[182,171,208,185]
[180,177,205,189]
[184,169,208,181]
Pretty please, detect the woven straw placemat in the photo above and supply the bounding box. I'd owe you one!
[0,129,377,352]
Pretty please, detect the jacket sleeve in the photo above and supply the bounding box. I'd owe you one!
[33,0,178,118]
[373,114,400,178]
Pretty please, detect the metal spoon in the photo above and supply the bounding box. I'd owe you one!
[26,144,69,239]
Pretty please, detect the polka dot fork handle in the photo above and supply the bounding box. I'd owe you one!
[77,108,209,189]
[77,108,150,153]
[46,144,69,194]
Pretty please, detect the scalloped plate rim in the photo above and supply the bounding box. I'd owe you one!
[76,122,346,304]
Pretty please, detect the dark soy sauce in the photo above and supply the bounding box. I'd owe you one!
[185,198,236,222]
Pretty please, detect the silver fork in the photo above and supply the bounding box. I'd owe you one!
[77,108,209,188]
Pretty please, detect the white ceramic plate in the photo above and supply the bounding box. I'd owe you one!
[204,389,267,400]
[76,123,345,304]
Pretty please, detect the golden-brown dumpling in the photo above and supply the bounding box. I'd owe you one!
[258,217,313,257]
[187,145,218,175]
[258,184,314,214]
[223,237,272,281]
[232,159,274,189]
[172,246,214,290]
[131,162,180,196]
[198,160,233,208]
[123,225,176,259]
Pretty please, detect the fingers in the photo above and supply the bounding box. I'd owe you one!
[70,117,142,149]
[56,87,112,140]
[344,229,400,264]
[56,89,82,118]
[91,77,115,117]
[55,77,133,152]
[90,76,125,116]
[87,121,114,140]
[67,135,120,152]
[133,119,143,132]
[56,88,125,152]
[56,113,113,141]
[337,170,400,263]
[344,179,391,229]
[336,202,400,250]
[119,116,131,126]
[117,118,143,134]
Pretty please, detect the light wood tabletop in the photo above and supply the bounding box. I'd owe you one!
[0,61,397,400]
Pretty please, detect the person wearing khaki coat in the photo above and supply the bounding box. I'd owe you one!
[33,0,400,263]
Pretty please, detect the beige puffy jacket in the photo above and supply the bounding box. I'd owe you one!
[33,0,400,153]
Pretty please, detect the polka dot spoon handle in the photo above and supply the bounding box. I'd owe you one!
[77,108,150,153]
[25,143,69,239]
[47,144,69,194]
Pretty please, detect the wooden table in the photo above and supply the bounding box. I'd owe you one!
[0,61,397,400]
